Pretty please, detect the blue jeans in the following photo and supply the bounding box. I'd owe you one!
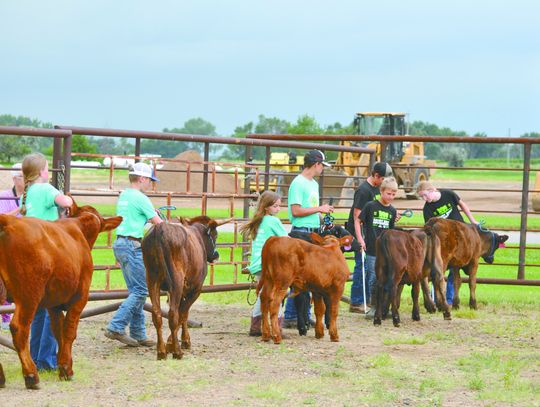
[446,270,454,305]
[365,255,377,303]
[350,250,369,306]
[30,308,57,370]
[108,238,149,341]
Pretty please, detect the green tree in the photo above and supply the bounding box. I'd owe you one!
[0,136,32,162]
[0,114,53,161]
[71,134,97,160]
[221,122,253,161]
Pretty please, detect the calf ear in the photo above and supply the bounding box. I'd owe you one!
[310,233,324,244]
[68,194,79,217]
[102,216,123,232]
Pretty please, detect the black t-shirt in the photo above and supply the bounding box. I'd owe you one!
[423,189,464,223]
[360,200,396,256]
[346,181,380,238]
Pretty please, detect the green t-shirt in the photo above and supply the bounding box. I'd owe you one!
[287,174,320,228]
[247,215,288,274]
[24,183,61,221]
[115,188,157,239]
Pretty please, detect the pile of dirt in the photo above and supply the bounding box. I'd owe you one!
[156,150,239,194]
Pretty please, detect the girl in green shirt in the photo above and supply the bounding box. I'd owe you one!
[240,191,287,336]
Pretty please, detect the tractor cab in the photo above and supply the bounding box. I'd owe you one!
[353,112,407,162]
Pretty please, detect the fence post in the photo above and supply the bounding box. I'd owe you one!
[518,143,531,279]
[134,137,141,162]
[62,133,72,192]
[264,146,270,191]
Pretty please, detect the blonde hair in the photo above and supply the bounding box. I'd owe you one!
[416,180,434,194]
[20,153,47,216]
[380,177,398,192]
[240,191,281,240]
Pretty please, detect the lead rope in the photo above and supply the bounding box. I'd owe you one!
[246,273,257,306]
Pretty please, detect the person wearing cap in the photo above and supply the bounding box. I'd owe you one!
[0,163,24,330]
[105,162,163,347]
[283,149,334,330]
[346,161,393,314]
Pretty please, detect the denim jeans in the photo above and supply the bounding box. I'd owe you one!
[365,254,377,303]
[30,308,57,370]
[446,270,454,305]
[108,238,149,341]
[350,250,370,306]
[251,272,282,318]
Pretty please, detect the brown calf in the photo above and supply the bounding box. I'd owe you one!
[425,218,508,310]
[0,201,121,389]
[142,216,230,360]
[259,233,353,344]
[373,229,440,327]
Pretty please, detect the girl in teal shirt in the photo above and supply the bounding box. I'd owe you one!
[20,152,73,371]
[240,191,287,336]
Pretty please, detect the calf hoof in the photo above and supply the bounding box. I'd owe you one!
[373,317,381,326]
[272,336,282,345]
[181,341,191,350]
[157,352,167,360]
[315,332,324,339]
[330,336,339,342]
[443,311,452,321]
[172,352,184,360]
[469,301,477,310]
[392,319,400,328]
[298,327,308,336]
[452,302,460,310]
[24,375,40,390]
[58,365,73,381]
[412,313,421,322]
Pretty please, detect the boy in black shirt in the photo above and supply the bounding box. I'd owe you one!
[416,181,478,306]
[360,177,398,318]
[346,162,393,313]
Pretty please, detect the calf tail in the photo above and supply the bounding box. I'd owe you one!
[143,225,174,290]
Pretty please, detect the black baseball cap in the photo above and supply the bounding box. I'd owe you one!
[304,150,331,167]
[372,162,393,177]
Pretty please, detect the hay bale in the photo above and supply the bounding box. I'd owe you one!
[156,150,239,194]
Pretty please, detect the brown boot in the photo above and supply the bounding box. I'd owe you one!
[249,316,262,337]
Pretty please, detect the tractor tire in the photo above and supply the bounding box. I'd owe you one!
[405,168,429,200]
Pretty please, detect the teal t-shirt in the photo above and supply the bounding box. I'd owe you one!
[287,174,320,228]
[24,183,61,221]
[115,188,157,239]
[247,215,288,274]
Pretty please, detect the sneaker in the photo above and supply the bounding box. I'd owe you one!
[364,307,376,319]
[349,304,367,314]
[104,330,140,347]
[137,338,156,347]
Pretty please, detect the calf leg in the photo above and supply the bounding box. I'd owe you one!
[420,276,436,313]
[11,304,40,389]
[452,268,462,310]
[260,286,271,342]
[326,294,341,342]
[468,264,479,310]
[148,280,166,360]
[391,283,401,327]
[373,281,383,326]
[411,282,421,321]
[179,290,201,350]
[432,269,452,320]
[48,307,69,380]
[167,283,184,359]
[312,293,325,339]
[270,288,287,344]
[293,291,310,336]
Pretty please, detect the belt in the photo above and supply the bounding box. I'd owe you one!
[117,235,142,242]
[291,226,320,233]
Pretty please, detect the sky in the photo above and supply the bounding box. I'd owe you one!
[1,0,539,137]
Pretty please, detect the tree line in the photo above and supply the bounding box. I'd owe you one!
[0,113,538,165]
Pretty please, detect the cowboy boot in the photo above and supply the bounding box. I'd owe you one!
[249,316,262,337]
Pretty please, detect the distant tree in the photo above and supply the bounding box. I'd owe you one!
[142,118,218,158]
[0,114,53,161]
[288,114,322,134]
[221,122,254,161]
[409,120,468,160]
[71,135,97,160]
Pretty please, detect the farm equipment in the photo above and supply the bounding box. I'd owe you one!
[336,112,433,198]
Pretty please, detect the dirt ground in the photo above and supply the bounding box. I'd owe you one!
[1,299,538,406]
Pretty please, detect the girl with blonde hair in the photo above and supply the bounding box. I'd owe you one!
[240,191,288,336]
[21,152,73,371]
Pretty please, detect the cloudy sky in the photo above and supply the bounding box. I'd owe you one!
[1,0,538,136]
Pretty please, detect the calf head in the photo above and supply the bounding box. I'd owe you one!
[311,233,353,251]
[183,216,232,263]
[477,225,509,264]
[319,225,361,252]
[69,198,123,247]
